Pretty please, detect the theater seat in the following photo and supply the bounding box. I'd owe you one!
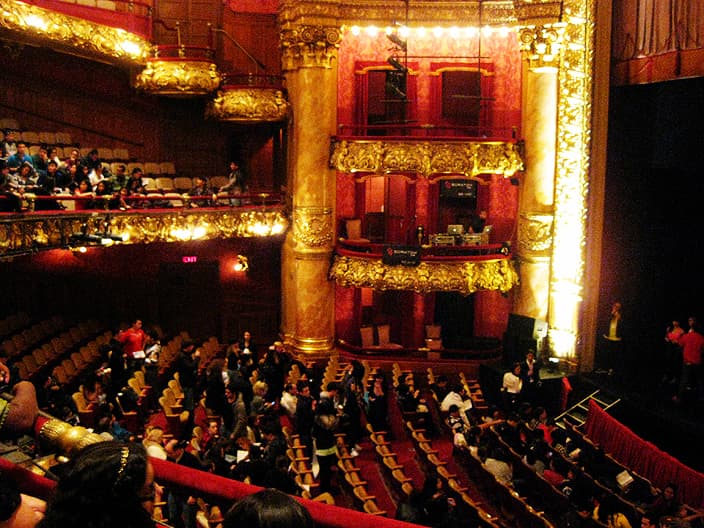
[343,218,370,243]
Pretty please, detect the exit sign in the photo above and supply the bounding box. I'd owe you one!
[182,256,198,263]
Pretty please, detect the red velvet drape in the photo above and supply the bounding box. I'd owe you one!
[584,400,704,508]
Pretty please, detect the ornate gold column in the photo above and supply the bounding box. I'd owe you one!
[279,17,341,357]
[515,25,563,327]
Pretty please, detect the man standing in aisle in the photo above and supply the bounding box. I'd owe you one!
[116,319,147,374]
[673,316,704,404]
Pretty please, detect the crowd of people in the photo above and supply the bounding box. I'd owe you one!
[1,315,701,528]
[0,131,248,212]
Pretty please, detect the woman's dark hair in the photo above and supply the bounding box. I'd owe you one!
[37,441,152,528]
[223,489,314,528]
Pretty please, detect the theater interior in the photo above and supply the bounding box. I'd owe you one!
[1,0,703,526]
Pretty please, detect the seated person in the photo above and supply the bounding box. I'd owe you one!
[5,142,32,174]
[188,176,213,207]
[2,130,18,159]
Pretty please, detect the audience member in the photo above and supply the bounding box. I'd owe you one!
[36,442,155,528]
[222,489,313,528]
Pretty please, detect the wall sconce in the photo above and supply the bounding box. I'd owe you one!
[233,255,249,272]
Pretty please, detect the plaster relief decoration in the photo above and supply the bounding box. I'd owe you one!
[134,59,221,97]
[330,139,524,178]
[329,254,518,295]
[206,87,290,122]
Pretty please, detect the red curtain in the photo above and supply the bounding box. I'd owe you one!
[584,400,704,508]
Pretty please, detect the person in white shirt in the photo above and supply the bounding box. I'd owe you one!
[279,382,298,418]
[501,362,523,410]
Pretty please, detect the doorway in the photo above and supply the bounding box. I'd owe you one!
[158,261,220,339]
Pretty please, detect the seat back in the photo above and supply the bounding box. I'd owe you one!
[376,324,393,346]
[345,218,366,240]
[360,326,375,347]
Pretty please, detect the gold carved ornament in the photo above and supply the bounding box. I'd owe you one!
[518,24,566,69]
[205,88,290,122]
[329,254,518,296]
[280,25,342,71]
[0,209,287,259]
[292,208,333,249]
[134,59,222,97]
[0,0,150,64]
[517,213,553,254]
[330,139,524,178]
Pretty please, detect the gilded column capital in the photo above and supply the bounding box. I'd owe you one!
[292,207,334,251]
[518,24,566,69]
[517,212,553,255]
[281,25,342,71]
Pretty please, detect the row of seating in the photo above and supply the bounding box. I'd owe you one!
[1,315,66,359]
[0,312,32,340]
[49,329,112,386]
[336,432,387,516]
[12,320,106,382]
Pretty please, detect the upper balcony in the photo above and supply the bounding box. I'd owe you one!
[0,192,287,260]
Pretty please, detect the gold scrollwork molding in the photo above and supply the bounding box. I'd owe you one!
[205,87,290,122]
[0,0,150,64]
[330,139,524,178]
[513,0,564,26]
[519,24,566,68]
[517,213,553,254]
[0,208,287,259]
[329,254,518,295]
[134,59,221,97]
[292,207,333,249]
[281,25,342,71]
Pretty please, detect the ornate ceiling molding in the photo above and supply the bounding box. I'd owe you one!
[329,254,519,295]
[134,59,221,97]
[0,208,287,260]
[205,87,290,122]
[0,0,150,65]
[330,139,524,178]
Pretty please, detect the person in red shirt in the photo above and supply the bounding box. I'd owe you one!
[674,316,704,404]
[116,319,147,373]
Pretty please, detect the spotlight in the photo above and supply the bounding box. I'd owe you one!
[233,255,249,273]
[386,32,407,51]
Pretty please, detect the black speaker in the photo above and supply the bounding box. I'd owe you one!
[503,313,537,364]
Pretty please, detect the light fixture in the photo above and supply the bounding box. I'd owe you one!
[233,255,249,272]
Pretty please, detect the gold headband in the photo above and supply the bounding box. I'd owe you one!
[116,446,130,480]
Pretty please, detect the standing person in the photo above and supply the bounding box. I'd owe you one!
[600,301,625,376]
[36,442,156,528]
[311,398,340,493]
[164,440,205,528]
[501,362,523,411]
[173,340,200,412]
[673,317,704,404]
[663,320,685,390]
[521,350,543,406]
[238,331,257,361]
[116,319,147,374]
[219,161,245,206]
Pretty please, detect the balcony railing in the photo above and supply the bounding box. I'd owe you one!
[329,241,518,296]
